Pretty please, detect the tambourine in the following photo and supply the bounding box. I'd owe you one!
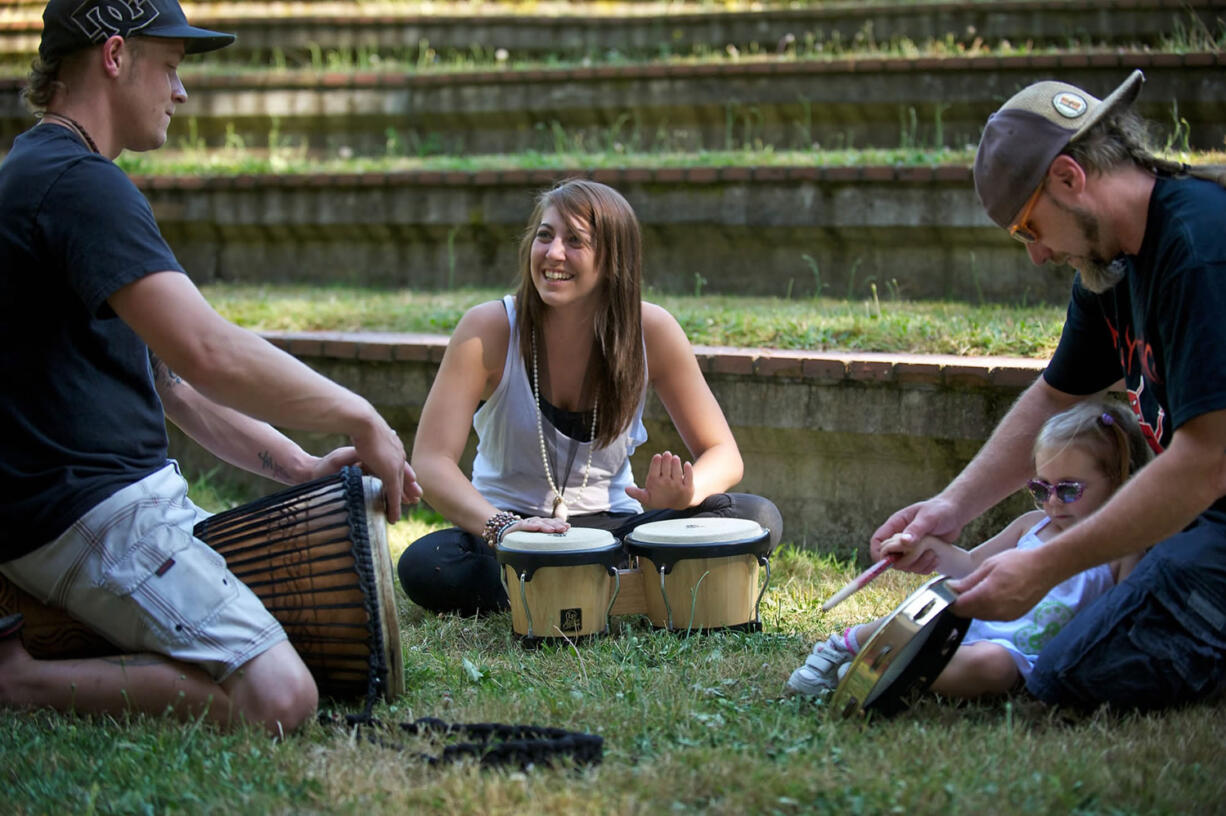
[830,575,970,719]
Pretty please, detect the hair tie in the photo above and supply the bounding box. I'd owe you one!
[1098,412,1114,427]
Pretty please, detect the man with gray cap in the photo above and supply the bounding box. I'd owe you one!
[0,0,420,734]
[869,70,1226,710]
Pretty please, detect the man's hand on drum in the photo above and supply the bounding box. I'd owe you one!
[316,445,423,520]
[348,414,422,523]
[625,451,696,510]
[304,445,369,482]
[870,495,966,574]
[949,547,1051,621]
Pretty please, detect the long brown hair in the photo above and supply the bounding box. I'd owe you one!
[514,179,645,448]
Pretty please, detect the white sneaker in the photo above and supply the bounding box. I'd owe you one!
[786,630,856,697]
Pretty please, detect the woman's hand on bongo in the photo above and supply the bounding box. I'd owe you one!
[507,516,570,536]
[625,451,696,510]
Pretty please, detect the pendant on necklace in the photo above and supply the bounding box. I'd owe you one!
[552,496,568,522]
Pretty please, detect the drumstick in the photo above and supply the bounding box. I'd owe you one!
[822,553,900,612]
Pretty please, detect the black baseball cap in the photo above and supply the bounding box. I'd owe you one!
[39,0,235,63]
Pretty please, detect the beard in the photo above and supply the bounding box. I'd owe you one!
[1064,204,1127,293]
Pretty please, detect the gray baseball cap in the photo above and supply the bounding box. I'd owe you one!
[973,70,1145,228]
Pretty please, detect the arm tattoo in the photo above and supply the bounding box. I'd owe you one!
[258,449,294,482]
[148,351,183,389]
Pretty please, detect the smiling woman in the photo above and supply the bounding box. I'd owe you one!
[396,178,783,618]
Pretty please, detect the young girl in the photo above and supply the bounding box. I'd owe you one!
[399,179,782,616]
[788,400,1151,699]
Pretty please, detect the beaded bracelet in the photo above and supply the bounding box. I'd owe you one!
[482,511,522,548]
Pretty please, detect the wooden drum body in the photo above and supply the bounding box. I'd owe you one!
[194,466,404,701]
[831,575,970,720]
[0,574,117,659]
[0,467,404,701]
[624,517,773,633]
[496,528,623,643]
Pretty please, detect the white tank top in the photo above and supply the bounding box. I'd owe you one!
[963,516,1117,678]
[471,296,648,516]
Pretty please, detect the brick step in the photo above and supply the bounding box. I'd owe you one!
[4,50,1220,155]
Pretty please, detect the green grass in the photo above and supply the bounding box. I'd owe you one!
[107,140,1226,180]
[113,146,983,176]
[3,471,1223,815]
[202,283,1065,357]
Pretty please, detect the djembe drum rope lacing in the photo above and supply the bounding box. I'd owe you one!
[193,466,395,706]
[317,713,604,770]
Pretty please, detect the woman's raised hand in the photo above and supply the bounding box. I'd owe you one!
[624,451,696,510]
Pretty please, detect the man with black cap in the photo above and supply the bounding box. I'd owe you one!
[869,70,1226,710]
[0,0,421,734]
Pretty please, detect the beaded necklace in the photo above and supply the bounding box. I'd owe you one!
[41,112,100,154]
[531,334,597,521]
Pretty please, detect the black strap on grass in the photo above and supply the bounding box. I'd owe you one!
[318,710,603,771]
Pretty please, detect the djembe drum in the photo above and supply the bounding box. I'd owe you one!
[0,466,403,701]
[496,527,624,644]
[194,466,403,700]
[623,517,773,633]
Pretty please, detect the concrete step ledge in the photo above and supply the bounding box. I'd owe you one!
[4,50,1222,154]
[132,161,1084,302]
[161,328,1052,556]
[260,329,1046,390]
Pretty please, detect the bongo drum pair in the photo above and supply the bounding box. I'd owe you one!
[495,517,773,644]
[0,467,403,701]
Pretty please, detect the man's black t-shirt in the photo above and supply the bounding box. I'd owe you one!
[0,125,183,558]
[1044,175,1226,517]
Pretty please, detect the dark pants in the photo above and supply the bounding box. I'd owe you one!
[398,493,783,617]
[1027,515,1226,711]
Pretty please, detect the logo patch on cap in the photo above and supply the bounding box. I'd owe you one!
[1051,91,1088,119]
[70,0,160,44]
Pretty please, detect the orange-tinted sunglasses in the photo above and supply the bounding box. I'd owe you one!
[1008,183,1044,244]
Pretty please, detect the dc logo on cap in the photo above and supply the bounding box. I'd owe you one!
[71,0,160,44]
[1051,92,1088,119]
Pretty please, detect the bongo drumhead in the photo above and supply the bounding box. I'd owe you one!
[497,528,622,580]
[500,527,617,552]
[629,517,764,544]
[830,576,970,720]
[625,517,771,572]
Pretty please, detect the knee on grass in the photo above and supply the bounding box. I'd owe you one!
[226,648,319,734]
